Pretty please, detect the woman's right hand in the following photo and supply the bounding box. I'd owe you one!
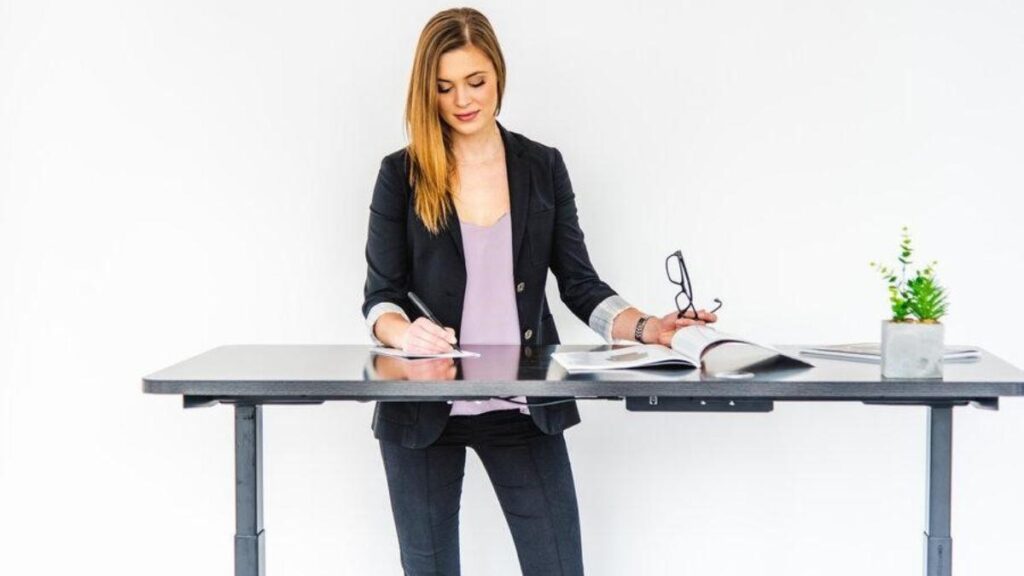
[401,317,458,354]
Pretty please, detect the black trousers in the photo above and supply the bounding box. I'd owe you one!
[379,409,584,576]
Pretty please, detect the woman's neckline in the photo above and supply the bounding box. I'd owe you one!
[458,211,510,229]
[452,123,503,166]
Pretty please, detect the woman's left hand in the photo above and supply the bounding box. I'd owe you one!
[646,309,718,346]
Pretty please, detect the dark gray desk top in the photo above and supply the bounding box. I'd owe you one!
[142,344,1024,402]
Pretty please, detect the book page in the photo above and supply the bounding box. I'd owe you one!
[671,326,814,368]
[670,325,747,361]
[551,345,695,373]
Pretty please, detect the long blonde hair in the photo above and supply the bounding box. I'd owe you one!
[405,8,506,234]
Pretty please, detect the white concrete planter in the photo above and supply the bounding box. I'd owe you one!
[881,320,945,379]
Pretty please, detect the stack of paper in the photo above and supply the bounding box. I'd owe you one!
[800,343,979,363]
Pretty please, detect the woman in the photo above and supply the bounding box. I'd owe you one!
[363,8,716,575]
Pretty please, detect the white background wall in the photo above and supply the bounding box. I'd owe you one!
[2,0,1022,574]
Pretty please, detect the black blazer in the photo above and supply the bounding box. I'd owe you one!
[363,123,619,449]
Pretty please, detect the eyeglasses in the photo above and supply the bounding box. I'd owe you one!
[665,250,723,320]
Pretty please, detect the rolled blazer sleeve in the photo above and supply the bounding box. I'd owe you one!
[588,294,632,343]
[548,148,628,338]
[362,154,412,342]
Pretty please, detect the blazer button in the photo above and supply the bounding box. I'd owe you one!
[524,329,533,340]
[516,282,525,293]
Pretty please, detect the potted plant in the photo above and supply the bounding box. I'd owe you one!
[871,227,949,379]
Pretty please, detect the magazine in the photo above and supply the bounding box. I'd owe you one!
[551,325,813,373]
[799,343,979,363]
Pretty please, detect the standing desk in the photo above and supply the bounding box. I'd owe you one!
[142,344,1024,576]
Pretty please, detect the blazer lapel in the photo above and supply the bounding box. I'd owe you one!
[444,200,464,263]
[501,123,531,268]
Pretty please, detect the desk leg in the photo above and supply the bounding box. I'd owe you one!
[925,405,953,576]
[235,404,265,576]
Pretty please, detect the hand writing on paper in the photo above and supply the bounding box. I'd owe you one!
[401,317,458,354]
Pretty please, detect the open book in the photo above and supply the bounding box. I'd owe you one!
[551,325,813,373]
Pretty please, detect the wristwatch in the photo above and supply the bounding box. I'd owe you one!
[634,316,653,342]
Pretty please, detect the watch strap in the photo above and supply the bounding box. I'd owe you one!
[634,316,652,342]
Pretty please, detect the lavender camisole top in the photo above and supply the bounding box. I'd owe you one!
[448,212,530,416]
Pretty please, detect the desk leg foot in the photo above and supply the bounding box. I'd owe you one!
[236,532,265,576]
[235,404,265,576]
[924,533,952,576]
[925,405,953,576]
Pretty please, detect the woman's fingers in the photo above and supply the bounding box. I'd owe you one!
[413,317,444,338]
[675,309,718,323]
[412,330,453,353]
[402,318,458,353]
[414,318,458,344]
[696,309,718,323]
[403,325,452,353]
[674,318,706,328]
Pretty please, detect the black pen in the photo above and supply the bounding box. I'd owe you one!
[407,291,460,352]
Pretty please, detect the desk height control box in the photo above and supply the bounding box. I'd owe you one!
[625,396,774,412]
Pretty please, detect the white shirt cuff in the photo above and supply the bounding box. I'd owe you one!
[588,295,632,343]
[365,302,410,346]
